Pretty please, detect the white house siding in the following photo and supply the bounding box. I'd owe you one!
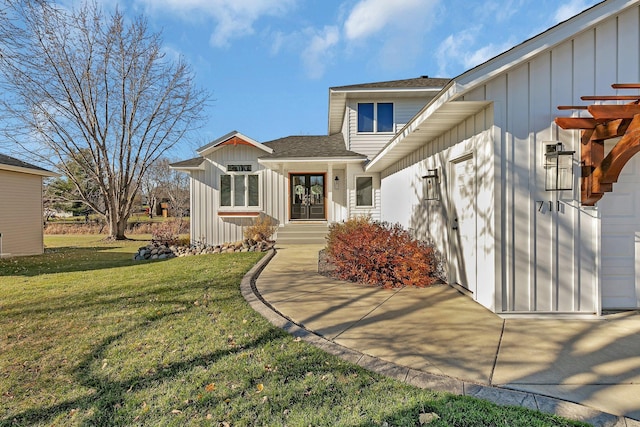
[452,5,640,315]
[0,169,44,256]
[345,98,430,158]
[600,146,640,309]
[380,108,496,311]
[190,144,284,246]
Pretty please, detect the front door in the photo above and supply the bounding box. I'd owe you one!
[290,174,325,220]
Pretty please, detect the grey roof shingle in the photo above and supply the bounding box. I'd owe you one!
[331,76,451,91]
[0,153,51,172]
[169,157,205,168]
[260,134,367,160]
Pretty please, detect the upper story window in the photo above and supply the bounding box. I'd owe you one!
[357,102,394,133]
[220,164,259,208]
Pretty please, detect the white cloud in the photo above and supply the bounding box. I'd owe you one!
[135,0,296,47]
[301,26,340,79]
[436,27,513,77]
[554,0,596,23]
[344,0,438,41]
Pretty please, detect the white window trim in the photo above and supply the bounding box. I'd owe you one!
[219,167,263,211]
[356,102,395,134]
[354,175,375,208]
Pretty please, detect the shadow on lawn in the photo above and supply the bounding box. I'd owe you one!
[0,246,152,277]
[1,322,282,426]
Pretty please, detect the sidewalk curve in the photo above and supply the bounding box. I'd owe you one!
[241,244,640,427]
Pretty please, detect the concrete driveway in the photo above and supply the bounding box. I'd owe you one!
[244,244,640,426]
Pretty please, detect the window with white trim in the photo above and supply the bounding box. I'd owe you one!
[356,176,373,207]
[357,102,394,133]
[220,164,260,208]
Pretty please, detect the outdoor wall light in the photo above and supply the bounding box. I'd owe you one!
[334,175,339,190]
[544,142,575,191]
[422,168,439,200]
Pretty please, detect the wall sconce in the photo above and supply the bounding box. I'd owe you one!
[334,175,339,190]
[544,142,575,191]
[422,168,439,200]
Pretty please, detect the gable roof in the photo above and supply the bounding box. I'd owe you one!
[328,76,451,135]
[196,130,273,157]
[331,76,451,91]
[0,153,58,177]
[169,157,205,171]
[366,0,634,173]
[260,134,367,163]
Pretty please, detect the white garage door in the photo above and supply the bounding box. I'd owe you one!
[600,152,640,310]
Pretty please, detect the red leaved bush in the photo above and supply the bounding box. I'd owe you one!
[326,217,441,288]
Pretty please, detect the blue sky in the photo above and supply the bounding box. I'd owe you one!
[86,0,601,158]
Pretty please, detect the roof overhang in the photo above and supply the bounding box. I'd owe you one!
[169,164,205,172]
[365,84,491,172]
[0,163,59,177]
[328,87,444,135]
[259,157,366,165]
[197,130,272,157]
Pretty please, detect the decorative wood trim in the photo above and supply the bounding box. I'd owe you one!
[217,211,261,217]
[556,83,640,205]
[555,117,597,129]
[588,104,640,120]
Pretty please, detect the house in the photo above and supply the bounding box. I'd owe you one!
[0,153,58,257]
[170,77,449,243]
[173,0,640,317]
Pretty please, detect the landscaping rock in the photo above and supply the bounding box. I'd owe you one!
[132,239,273,261]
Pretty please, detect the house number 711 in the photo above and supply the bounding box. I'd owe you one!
[537,201,561,212]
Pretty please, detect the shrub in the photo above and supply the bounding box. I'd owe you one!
[326,217,441,288]
[244,216,278,241]
[151,218,186,245]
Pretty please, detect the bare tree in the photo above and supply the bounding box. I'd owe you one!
[0,1,208,239]
[139,157,190,218]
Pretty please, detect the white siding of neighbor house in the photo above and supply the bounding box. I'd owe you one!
[0,169,44,256]
[345,98,430,158]
[381,4,640,315]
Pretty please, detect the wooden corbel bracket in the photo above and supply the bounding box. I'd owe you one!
[555,84,640,206]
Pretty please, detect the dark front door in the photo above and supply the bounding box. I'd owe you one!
[290,174,325,220]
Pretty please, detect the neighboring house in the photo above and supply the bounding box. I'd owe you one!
[174,0,640,317]
[0,153,58,257]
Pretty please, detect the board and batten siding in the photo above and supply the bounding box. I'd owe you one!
[380,107,496,311]
[381,4,640,315]
[345,98,430,159]
[0,169,45,256]
[189,145,285,246]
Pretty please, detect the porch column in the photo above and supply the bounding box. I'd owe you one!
[327,163,333,222]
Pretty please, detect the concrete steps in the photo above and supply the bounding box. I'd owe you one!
[275,222,329,246]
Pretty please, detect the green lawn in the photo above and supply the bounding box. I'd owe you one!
[0,236,588,426]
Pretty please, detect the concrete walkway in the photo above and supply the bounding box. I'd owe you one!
[241,244,640,427]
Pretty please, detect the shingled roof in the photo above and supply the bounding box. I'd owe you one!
[261,134,367,160]
[330,76,451,91]
[0,153,57,176]
[169,157,205,169]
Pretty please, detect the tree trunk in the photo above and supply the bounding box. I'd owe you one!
[106,213,128,240]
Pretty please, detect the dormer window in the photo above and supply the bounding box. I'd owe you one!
[357,102,394,133]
